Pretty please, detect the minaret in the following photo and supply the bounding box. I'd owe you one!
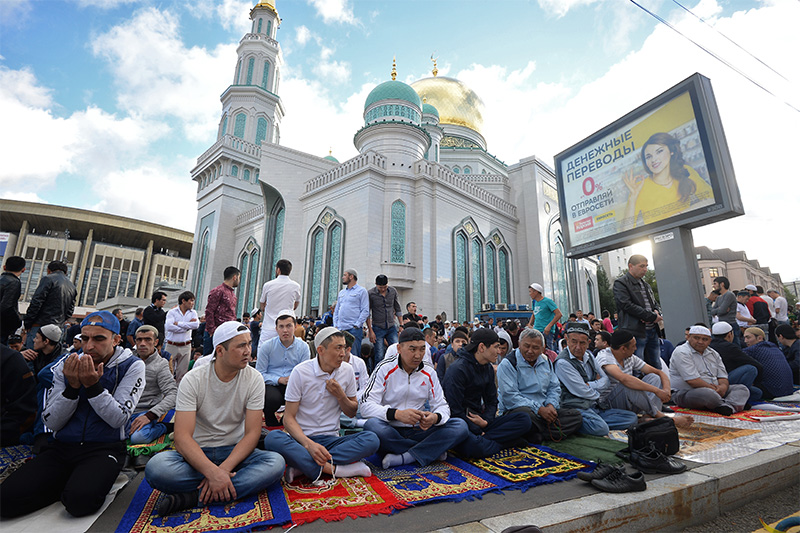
[188,1,285,312]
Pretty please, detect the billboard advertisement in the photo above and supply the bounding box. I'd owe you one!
[555,73,743,258]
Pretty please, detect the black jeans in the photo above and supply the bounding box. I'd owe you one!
[0,440,126,518]
[264,383,287,426]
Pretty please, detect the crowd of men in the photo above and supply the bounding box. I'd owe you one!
[1,253,798,519]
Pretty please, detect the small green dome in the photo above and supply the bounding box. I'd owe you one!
[364,80,422,110]
[323,154,339,163]
[422,103,439,118]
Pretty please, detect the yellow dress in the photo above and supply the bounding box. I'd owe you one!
[633,166,713,227]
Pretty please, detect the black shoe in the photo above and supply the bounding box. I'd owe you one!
[713,405,734,416]
[630,443,687,475]
[133,454,151,470]
[157,490,200,516]
[591,467,647,493]
[576,461,616,482]
[661,405,675,414]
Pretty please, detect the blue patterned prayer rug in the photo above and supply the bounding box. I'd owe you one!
[115,478,291,533]
[0,444,33,484]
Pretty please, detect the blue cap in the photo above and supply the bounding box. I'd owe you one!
[81,311,121,335]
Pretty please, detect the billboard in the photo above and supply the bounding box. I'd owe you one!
[555,73,743,258]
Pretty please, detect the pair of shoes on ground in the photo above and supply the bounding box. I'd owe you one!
[630,443,686,475]
[577,462,646,493]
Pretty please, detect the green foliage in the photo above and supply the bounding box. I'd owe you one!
[597,266,616,315]
[784,286,797,309]
[617,269,660,305]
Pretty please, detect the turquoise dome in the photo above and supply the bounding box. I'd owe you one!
[323,154,339,163]
[364,80,422,110]
[422,103,439,118]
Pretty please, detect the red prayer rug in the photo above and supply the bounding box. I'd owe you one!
[671,406,796,422]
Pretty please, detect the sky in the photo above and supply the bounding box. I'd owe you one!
[1,0,798,281]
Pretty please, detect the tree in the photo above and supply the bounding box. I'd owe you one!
[616,269,660,306]
[597,266,616,315]
[784,285,797,309]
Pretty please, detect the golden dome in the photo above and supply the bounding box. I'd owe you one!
[410,77,485,134]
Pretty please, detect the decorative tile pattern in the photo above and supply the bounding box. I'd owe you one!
[471,238,482,315]
[455,233,467,322]
[390,200,405,263]
[327,224,342,307]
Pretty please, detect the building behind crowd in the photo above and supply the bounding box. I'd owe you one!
[696,246,784,295]
[188,0,600,322]
[0,199,193,315]
[597,246,635,279]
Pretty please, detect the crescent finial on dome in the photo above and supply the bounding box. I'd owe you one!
[391,57,397,81]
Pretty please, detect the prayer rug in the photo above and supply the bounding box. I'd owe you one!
[0,444,33,483]
[671,406,795,422]
[127,433,173,457]
[677,422,760,455]
[116,479,291,533]
[369,456,510,505]
[282,474,407,526]
[545,434,628,465]
[465,445,592,491]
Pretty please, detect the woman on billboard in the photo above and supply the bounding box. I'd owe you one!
[622,132,713,228]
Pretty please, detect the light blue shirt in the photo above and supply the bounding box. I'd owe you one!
[256,336,310,386]
[333,283,369,330]
[554,349,608,402]
[497,349,561,414]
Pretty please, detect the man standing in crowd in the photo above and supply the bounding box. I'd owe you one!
[333,268,369,361]
[166,291,199,384]
[443,328,531,458]
[204,266,240,355]
[143,291,168,353]
[258,259,301,347]
[362,327,468,468]
[256,310,310,427]
[497,328,582,444]
[249,308,262,355]
[526,283,562,351]
[264,327,379,482]
[127,307,144,348]
[710,276,740,344]
[24,260,76,350]
[1,256,25,346]
[613,254,663,369]
[769,289,789,326]
[669,325,750,415]
[1,311,145,518]
[112,309,130,349]
[402,301,422,323]
[366,274,402,369]
[744,285,771,339]
[146,321,284,516]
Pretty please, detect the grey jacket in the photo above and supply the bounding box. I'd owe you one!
[24,271,77,329]
[135,350,177,419]
[613,273,659,338]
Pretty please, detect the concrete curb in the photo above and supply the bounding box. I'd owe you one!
[436,441,800,533]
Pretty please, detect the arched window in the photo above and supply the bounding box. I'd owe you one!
[390,200,405,263]
[243,169,250,181]
[498,247,510,304]
[256,117,268,146]
[550,229,569,318]
[309,229,324,310]
[327,223,342,307]
[234,60,242,84]
[471,238,483,315]
[231,164,239,177]
[453,166,461,174]
[195,230,209,297]
[463,166,472,174]
[248,248,259,312]
[586,274,595,315]
[234,113,246,139]
[455,232,468,322]
[236,251,251,318]
[261,62,270,90]
[486,243,496,304]
[246,57,255,85]
[271,206,285,274]
[220,114,228,139]
[305,209,345,315]
[257,18,262,33]
[267,20,272,37]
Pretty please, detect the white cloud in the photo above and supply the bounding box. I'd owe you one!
[74,0,140,8]
[214,0,254,33]
[307,0,358,25]
[296,25,313,46]
[3,191,48,204]
[318,46,350,84]
[91,7,237,142]
[0,0,32,26]
[537,0,601,18]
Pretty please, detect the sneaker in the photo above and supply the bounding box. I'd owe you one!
[576,461,617,482]
[157,490,199,516]
[661,405,675,414]
[630,443,687,475]
[133,454,151,470]
[591,467,647,493]
[713,405,734,416]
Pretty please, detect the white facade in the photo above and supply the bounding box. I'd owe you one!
[188,1,598,322]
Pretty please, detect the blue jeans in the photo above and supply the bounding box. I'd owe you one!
[346,327,363,363]
[125,414,167,445]
[264,430,379,480]
[364,418,468,466]
[727,364,762,403]
[635,327,662,369]
[453,412,531,459]
[372,325,398,367]
[578,407,638,436]
[145,446,284,500]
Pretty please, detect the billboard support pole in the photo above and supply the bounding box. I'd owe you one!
[650,226,707,346]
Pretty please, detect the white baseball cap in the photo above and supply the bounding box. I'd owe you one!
[529,283,544,293]
[213,321,250,349]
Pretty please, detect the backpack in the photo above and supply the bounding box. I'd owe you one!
[626,417,680,456]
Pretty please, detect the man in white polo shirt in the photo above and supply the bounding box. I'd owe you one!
[264,327,379,483]
[146,321,285,515]
[259,259,301,347]
[256,309,310,426]
[165,290,199,385]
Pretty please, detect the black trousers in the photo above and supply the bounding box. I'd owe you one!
[510,406,583,443]
[264,384,287,426]
[0,440,126,518]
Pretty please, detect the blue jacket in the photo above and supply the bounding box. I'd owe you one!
[497,349,561,414]
[443,348,497,435]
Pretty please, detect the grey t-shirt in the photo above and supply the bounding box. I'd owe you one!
[711,291,737,324]
[176,362,265,447]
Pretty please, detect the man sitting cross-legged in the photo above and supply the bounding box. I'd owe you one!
[361,328,468,469]
[595,329,693,428]
[497,328,583,444]
[443,328,532,458]
[127,325,177,446]
[0,311,145,518]
[669,325,750,415]
[145,321,285,515]
[256,309,310,426]
[264,327,380,483]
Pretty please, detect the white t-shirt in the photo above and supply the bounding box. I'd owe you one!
[176,361,265,447]
[259,275,301,344]
[345,353,369,395]
[760,294,776,318]
[737,303,753,328]
[774,296,789,322]
[285,358,356,437]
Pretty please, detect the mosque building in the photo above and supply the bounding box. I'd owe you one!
[188,0,599,322]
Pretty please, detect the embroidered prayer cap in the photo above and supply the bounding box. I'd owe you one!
[81,310,120,335]
[213,321,249,349]
[276,309,296,323]
[688,325,711,337]
[565,322,591,337]
[314,326,341,349]
[711,322,732,336]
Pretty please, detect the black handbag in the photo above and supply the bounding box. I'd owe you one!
[627,417,680,456]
